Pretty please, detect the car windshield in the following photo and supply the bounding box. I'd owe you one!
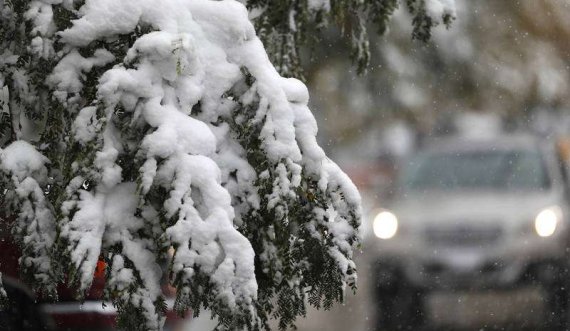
[401,149,551,191]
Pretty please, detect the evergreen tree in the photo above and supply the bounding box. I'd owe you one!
[0,0,454,330]
[244,0,455,77]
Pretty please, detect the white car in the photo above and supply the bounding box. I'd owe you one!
[368,134,570,330]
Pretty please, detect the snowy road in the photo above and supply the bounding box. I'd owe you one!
[184,250,552,331]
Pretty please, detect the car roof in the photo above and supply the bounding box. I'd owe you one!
[421,134,545,154]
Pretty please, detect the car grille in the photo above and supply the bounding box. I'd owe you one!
[425,224,503,247]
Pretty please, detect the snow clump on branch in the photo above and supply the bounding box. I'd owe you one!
[0,0,361,330]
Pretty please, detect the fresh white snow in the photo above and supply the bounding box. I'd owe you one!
[1,0,363,329]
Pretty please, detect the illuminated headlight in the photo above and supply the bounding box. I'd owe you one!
[373,210,398,239]
[535,206,562,238]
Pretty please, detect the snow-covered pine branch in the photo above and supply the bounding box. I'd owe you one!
[244,0,456,77]
[0,141,56,297]
[0,0,364,330]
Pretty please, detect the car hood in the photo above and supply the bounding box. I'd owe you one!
[386,190,563,228]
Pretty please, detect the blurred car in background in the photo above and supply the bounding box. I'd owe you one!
[368,134,570,330]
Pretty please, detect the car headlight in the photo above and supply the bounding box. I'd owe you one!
[373,210,398,239]
[535,206,562,237]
